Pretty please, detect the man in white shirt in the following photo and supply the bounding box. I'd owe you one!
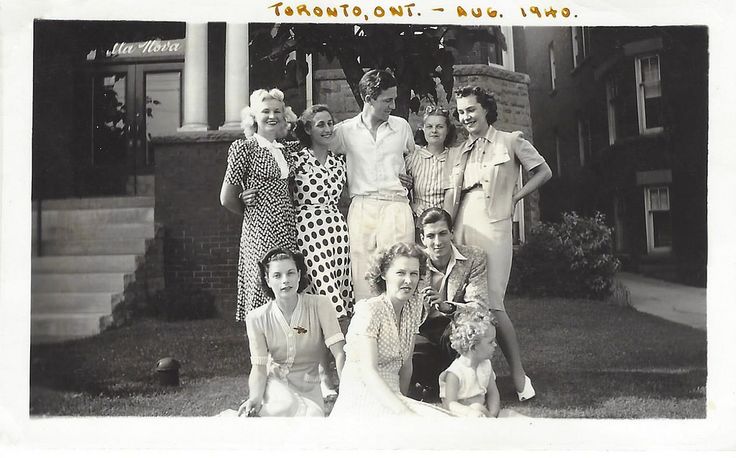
[333,69,415,301]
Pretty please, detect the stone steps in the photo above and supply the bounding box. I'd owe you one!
[31,194,162,344]
[32,272,130,293]
[31,292,124,314]
[33,222,155,241]
[31,313,114,344]
[32,255,140,273]
[36,238,148,256]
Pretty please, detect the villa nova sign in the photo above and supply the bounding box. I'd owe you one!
[87,39,185,60]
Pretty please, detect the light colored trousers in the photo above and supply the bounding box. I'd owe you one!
[347,195,415,302]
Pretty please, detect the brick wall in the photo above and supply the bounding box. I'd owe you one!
[153,132,243,315]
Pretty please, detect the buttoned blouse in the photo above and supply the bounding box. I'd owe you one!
[444,126,547,223]
[405,146,448,216]
[333,114,415,198]
[245,294,344,385]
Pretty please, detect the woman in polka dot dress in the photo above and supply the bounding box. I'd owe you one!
[220,88,299,321]
[292,105,354,320]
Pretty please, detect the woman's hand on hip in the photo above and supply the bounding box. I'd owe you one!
[239,188,259,207]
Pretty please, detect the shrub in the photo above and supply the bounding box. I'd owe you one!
[149,287,218,321]
[508,212,621,299]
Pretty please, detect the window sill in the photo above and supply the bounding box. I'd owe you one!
[610,130,666,147]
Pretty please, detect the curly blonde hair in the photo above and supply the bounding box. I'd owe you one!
[365,242,428,294]
[240,88,297,138]
[448,308,498,355]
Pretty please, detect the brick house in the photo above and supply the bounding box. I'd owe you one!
[514,26,708,286]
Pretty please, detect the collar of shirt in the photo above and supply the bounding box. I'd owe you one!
[427,243,467,279]
[350,112,401,134]
[416,146,448,161]
[253,132,284,150]
[461,125,499,154]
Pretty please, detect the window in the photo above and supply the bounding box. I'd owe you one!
[577,118,591,166]
[548,42,557,91]
[644,186,672,253]
[571,27,588,68]
[635,54,663,134]
[606,77,618,145]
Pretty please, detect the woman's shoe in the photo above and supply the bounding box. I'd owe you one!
[517,375,536,401]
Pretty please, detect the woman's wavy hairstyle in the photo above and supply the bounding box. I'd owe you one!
[240,88,297,138]
[294,104,334,147]
[365,242,428,294]
[453,86,498,126]
[414,105,457,148]
[448,308,498,355]
[258,246,311,299]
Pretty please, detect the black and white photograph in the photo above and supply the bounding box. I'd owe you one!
[1,0,735,453]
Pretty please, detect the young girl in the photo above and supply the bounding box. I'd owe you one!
[405,106,457,220]
[439,308,501,418]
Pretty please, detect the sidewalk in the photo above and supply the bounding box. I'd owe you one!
[617,272,706,331]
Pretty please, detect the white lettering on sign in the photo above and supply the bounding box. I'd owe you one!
[104,40,184,58]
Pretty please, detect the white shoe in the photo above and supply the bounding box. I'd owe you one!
[517,375,536,401]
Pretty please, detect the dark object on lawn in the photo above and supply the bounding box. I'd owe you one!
[155,357,181,386]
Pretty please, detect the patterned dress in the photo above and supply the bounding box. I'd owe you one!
[224,137,298,321]
[329,294,452,416]
[291,147,354,318]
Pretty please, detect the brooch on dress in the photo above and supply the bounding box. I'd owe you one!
[293,326,308,334]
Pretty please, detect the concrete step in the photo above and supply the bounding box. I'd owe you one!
[32,196,154,210]
[32,208,154,231]
[31,292,123,314]
[32,272,128,293]
[31,313,113,344]
[32,255,140,273]
[32,222,155,241]
[39,238,148,256]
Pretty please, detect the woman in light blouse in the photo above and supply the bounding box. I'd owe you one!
[445,86,552,401]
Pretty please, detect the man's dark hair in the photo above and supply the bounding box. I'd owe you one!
[359,69,397,102]
[418,207,454,235]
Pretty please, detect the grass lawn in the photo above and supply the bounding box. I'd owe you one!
[29,296,707,418]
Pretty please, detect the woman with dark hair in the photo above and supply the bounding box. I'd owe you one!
[444,86,552,401]
[329,242,451,416]
[406,105,458,221]
[291,104,354,320]
[234,247,346,417]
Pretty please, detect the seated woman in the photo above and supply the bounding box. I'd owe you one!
[329,242,452,416]
[236,247,346,417]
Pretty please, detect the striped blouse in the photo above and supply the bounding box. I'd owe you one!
[405,146,449,217]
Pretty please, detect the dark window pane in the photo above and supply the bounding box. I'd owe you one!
[653,211,672,247]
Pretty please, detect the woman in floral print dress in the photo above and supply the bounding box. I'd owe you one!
[220,88,299,321]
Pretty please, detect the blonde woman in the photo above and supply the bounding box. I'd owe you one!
[220,88,299,321]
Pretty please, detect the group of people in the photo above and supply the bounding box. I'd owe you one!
[219,68,552,417]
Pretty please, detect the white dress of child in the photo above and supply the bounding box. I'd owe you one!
[439,355,527,418]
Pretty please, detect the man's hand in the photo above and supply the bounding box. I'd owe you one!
[421,286,441,309]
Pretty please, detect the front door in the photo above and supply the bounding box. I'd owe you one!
[85,62,182,195]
